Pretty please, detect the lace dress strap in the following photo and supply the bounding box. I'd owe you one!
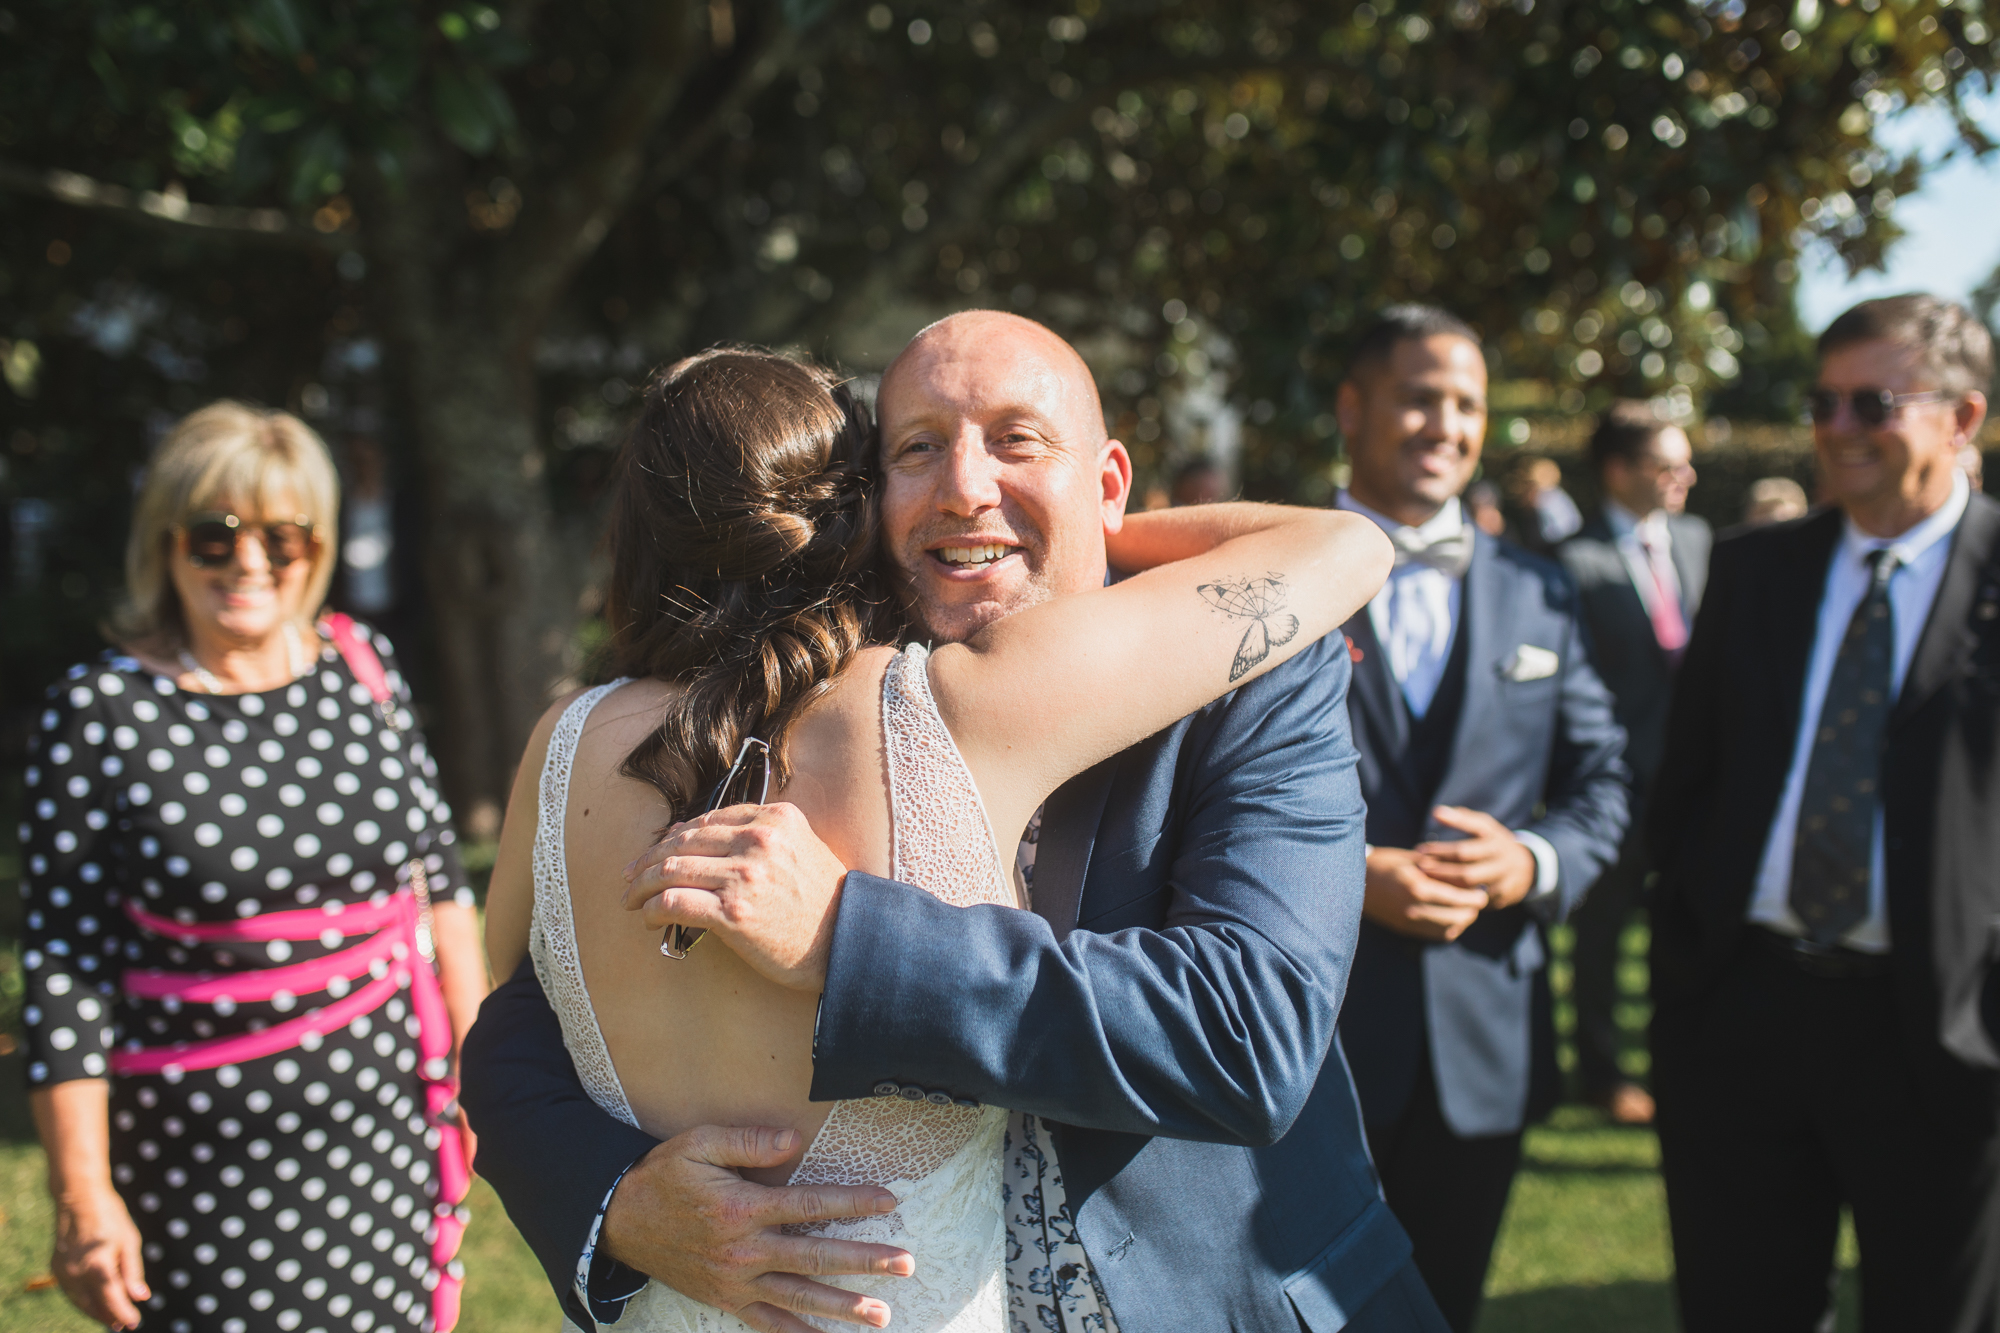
[882,644,1015,906]
[529,679,638,1129]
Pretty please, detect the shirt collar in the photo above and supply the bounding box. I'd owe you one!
[1839,468,1970,569]
[1336,490,1465,541]
[1605,499,1670,545]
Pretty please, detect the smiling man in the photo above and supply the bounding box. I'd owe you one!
[1648,294,2000,1331]
[1329,305,1630,1332]
[462,311,1448,1333]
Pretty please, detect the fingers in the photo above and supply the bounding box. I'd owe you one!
[1403,876,1489,910]
[767,1185,902,1231]
[766,1232,913,1277]
[754,1272,896,1328]
[1415,856,1509,890]
[622,806,762,884]
[1429,805,1503,836]
[1412,832,1508,864]
[737,1303,842,1333]
[119,1222,149,1303]
[637,886,731,933]
[681,1123,805,1172]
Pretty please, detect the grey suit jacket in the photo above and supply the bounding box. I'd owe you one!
[1559,510,1711,788]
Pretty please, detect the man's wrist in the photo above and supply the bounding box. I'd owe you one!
[578,1153,652,1321]
[1512,829,1560,903]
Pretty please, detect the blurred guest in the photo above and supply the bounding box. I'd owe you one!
[1169,454,1228,506]
[1465,479,1507,537]
[1649,294,1998,1330]
[1557,402,1710,1126]
[1334,304,1630,1331]
[1507,455,1583,549]
[23,402,486,1333]
[1959,440,1984,492]
[340,433,396,615]
[1742,475,1810,527]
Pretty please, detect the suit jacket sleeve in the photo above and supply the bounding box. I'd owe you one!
[1520,574,1632,920]
[809,637,1365,1148]
[459,960,660,1326]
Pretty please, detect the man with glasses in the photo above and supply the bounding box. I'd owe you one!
[1647,293,1999,1330]
[1558,402,1710,1126]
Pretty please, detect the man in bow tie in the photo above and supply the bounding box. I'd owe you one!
[1331,305,1631,1331]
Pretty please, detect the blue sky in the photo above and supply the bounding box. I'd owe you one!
[1797,86,2000,331]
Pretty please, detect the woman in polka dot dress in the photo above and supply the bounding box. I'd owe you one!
[22,402,487,1333]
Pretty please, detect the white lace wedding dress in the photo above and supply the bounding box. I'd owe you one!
[532,645,1013,1332]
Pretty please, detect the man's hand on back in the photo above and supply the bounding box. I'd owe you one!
[603,1125,914,1333]
[621,803,847,991]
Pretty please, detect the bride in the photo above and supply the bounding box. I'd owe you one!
[482,345,1391,1332]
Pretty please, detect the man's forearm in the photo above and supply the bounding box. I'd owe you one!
[459,962,659,1319]
[812,869,1351,1147]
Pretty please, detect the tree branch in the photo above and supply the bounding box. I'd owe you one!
[643,17,804,194]
[495,0,707,339]
[0,159,347,249]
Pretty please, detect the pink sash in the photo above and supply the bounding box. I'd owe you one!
[109,615,471,1330]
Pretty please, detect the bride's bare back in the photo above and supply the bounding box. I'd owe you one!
[502,650,920,1183]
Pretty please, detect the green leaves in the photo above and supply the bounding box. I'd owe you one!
[245,0,305,55]
[431,64,516,157]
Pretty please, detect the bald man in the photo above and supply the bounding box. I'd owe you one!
[464,313,1447,1333]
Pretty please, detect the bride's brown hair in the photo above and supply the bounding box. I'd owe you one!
[606,346,900,813]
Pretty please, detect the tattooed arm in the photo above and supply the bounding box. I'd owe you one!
[926,502,1392,853]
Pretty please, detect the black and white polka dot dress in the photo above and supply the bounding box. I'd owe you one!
[20,627,470,1333]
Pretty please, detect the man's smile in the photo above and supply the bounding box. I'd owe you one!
[927,541,1026,575]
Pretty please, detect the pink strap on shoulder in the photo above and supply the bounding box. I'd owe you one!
[321,612,392,706]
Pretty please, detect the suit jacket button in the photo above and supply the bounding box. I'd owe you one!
[955,1097,980,1110]
[925,1091,953,1107]
[899,1086,926,1102]
[872,1082,899,1098]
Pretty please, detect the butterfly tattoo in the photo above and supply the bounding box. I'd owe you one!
[1198,575,1300,681]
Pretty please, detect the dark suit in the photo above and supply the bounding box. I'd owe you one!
[1648,500,2000,1331]
[1338,531,1630,1331]
[463,633,1449,1333]
[1558,510,1711,1095]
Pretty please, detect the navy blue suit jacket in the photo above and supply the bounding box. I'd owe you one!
[463,633,1447,1332]
[1339,533,1630,1138]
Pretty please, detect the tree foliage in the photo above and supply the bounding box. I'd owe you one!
[0,0,1992,804]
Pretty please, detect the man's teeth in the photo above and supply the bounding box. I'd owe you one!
[938,544,1013,566]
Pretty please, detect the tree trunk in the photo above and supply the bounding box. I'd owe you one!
[404,331,584,832]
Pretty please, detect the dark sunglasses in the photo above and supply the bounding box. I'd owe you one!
[661,736,772,960]
[177,512,318,569]
[1805,387,1947,427]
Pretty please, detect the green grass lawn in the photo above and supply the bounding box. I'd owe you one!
[0,917,1862,1333]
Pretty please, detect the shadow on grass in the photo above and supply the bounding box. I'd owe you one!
[1,1051,36,1143]
[1479,1279,1678,1333]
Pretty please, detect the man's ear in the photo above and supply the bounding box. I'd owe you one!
[1099,438,1135,534]
[1957,390,1989,445]
[1336,379,1363,441]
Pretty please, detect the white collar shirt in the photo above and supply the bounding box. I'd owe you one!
[1333,491,1561,904]
[1748,471,1971,951]
[1336,491,1464,719]
[1604,500,1682,622]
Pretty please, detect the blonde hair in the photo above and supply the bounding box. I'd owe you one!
[112,400,341,644]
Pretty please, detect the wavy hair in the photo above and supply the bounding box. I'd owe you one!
[112,400,340,646]
[606,347,901,814]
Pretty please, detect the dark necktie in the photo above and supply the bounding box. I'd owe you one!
[1788,548,1900,944]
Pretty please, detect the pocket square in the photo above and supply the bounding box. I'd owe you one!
[1503,644,1560,682]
